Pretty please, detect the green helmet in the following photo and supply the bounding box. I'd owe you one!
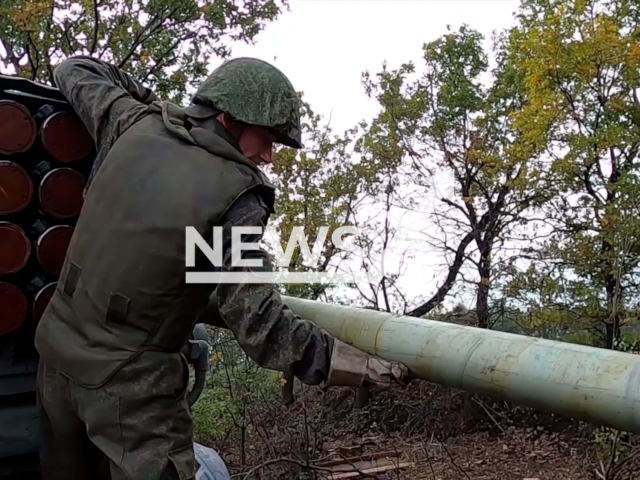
[192,57,303,149]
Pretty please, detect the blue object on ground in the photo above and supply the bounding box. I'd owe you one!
[194,442,231,480]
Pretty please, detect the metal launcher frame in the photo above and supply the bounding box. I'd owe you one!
[0,74,95,474]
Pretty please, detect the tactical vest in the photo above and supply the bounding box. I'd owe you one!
[34,103,275,387]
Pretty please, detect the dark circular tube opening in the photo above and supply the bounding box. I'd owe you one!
[41,111,93,162]
[0,161,34,215]
[33,281,57,323]
[39,168,85,219]
[36,225,74,275]
[0,222,32,275]
[0,100,37,155]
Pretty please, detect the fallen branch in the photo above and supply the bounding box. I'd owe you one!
[472,397,506,435]
[434,433,471,480]
[328,461,413,479]
[232,457,334,479]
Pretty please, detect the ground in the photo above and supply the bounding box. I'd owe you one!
[198,380,639,479]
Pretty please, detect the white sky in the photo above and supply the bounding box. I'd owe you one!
[216,0,522,310]
[0,0,523,311]
[217,0,521,132]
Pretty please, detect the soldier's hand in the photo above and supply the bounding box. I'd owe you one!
[325,339,412,388]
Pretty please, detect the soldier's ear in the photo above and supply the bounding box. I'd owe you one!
[216,112,233,128]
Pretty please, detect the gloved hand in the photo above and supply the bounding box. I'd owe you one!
[325,339,412,388]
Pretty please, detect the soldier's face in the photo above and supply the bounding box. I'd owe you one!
[217,113,276,166]
[237,125,277,166]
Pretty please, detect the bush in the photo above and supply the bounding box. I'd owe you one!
[192,328,283,443]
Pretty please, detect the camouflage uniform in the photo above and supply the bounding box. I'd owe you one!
[35,56,409,480]
[37,350,192,480]
[35,56,334,480]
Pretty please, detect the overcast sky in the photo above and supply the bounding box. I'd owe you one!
[218,0,521,132]
[0,0,523,310]
[213,0,522,309]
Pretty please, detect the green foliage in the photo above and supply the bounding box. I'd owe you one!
[0,0,286,102]
[358,24,550,323]
[266,101,383,301]
[192,328,282,442]
[505,0,640,348]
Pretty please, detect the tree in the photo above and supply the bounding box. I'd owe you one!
[265,101,378,302]
[260,101,387,404]
[338,167,415,313]
[360,25,548,327]
[0,0,286,102]
[506,0,640,348]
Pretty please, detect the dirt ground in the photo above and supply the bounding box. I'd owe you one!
[202,381,639,479]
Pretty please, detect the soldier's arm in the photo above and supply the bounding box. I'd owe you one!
[52,56,157,183]
[213,191,335,386]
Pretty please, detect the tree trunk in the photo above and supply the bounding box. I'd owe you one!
[240,417,246,467]
[605,313,621,350]
[408,232,474,317]
[605,260,622,349]
[475,240,492,329]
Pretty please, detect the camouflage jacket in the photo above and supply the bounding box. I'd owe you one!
[35,56,333,387]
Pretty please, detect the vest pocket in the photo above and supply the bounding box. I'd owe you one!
[62,262,81,299]
[106,292,130,326]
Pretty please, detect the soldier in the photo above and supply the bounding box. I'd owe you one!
[34,56,410,480]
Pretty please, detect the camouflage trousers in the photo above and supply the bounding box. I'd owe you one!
[36,351,195,480]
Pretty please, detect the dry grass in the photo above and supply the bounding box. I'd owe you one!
[197,379,638,479]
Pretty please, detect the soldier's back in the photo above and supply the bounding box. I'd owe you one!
[35,110,265,388]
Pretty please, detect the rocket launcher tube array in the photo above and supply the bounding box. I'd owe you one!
[0,83,90,337]
[281,295,640,434]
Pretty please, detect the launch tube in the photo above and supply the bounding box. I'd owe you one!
[33,282,57,323]
[0,100,37,155]
[40,111,93,162]
[38,168,85,219]
[0,161,34,215]
[0,222,31,275]
[35,225,74,275]
[281,295,640,434]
